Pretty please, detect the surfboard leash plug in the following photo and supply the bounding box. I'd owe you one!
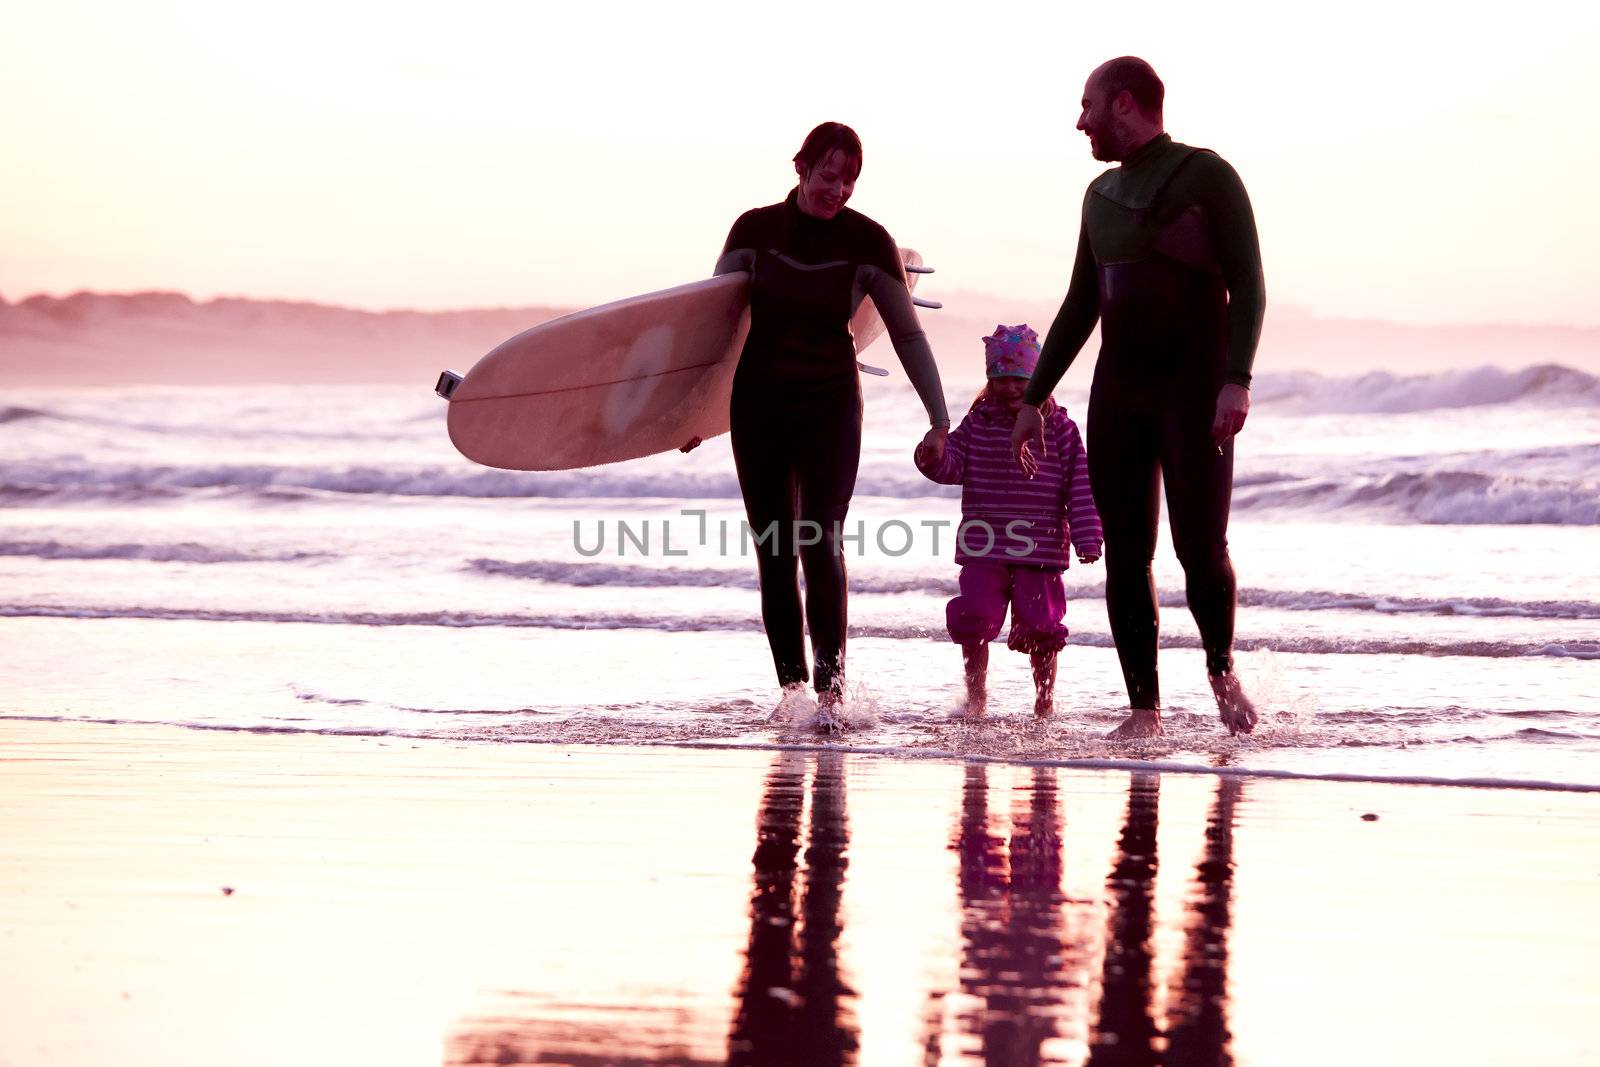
[435,370,463,400]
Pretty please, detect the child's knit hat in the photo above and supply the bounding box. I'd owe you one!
[983,324,1040,379]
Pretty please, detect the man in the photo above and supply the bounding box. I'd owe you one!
[1011,57,1265,739]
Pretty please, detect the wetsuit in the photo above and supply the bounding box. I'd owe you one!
[716,190,949,695]
[1023,134,1265,710]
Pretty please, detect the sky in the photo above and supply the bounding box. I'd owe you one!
[2,0,1598,325]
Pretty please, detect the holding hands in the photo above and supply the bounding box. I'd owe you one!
[1009,403,1045,478]
[914,425,949,467]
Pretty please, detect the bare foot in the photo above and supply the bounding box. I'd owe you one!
[1209,672,1258,736]
[770,683,813,724]
[957,689,987,720]
[960,643,989,720]
[1030,650,1057,719]
[814,688,845,734]
[1107,709,1164,739]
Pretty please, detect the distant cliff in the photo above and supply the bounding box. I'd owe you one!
[0,291,572,386]
[2,288,1595,386]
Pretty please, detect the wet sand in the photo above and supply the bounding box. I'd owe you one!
[3,719,1597,1066]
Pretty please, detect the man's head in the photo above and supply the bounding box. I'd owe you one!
[1077,57,1165,161]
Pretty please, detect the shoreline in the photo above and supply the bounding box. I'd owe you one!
[7,714,1599,795]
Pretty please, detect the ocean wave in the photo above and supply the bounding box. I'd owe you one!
[0,405,54,424]
[1237,588,1600,621]
[467,558,953,595]
[1238,469,1600,525]
[4,603,1595,659]
[3,442,1595,528]
[0,539,331,564]
[0,461,747,502]
[1252,363,1600,413]
[468,558,1600,619]
[0,401,303,438]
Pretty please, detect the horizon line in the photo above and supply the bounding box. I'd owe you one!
[5,285,1600,334]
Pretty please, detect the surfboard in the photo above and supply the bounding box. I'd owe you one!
[441,249,929,472]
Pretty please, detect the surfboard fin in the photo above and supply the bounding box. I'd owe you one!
[905,264,935,274]
[857,362,890,376]
[911,296,943,310]
[435,370,463,399]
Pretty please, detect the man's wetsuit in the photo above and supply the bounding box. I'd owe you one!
[1023,134,1265,710]
[716,190,949,695]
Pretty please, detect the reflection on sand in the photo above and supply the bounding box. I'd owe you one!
[728,750,856,1065]
[1086,775,1241,1065]
[448,754,1244,1066]
[933,764,1085,1063]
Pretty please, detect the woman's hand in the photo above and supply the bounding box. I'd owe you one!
[918,425,948,467]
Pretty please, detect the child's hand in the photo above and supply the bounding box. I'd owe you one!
[1077,550,1101,564]
[679,436,703,453]
[1018,441,1039,479]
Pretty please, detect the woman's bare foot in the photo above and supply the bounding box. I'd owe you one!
[771,682,812,724]
[1209,672,1258,736]
[1107,708,1164,739]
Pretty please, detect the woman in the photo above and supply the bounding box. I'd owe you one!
[712,122,951,729]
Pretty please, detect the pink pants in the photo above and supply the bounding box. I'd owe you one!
[946,562,1069,654]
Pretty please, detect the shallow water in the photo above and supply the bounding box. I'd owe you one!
[2,374,1598,788]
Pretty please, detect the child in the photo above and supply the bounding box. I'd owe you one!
[914,324,1102,718]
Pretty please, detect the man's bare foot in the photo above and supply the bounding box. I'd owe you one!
[1034,695,1054,718]
[1209,672,1258,736]
[1107,709,1164,739]
[814,687,844,734]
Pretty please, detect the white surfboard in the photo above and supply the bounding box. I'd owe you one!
[441,249,928,471]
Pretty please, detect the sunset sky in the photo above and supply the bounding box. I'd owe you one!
[3,0,1596,325]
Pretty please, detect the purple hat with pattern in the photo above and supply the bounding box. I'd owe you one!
[983,324,1040,379]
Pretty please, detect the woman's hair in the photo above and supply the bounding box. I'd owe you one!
[794,122,863,179]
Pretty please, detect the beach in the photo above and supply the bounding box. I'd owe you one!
[7,3,1600,1061]
[4,718,1598,1066]
[3,372,1599,1064]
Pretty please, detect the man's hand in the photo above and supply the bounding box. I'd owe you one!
[1010,404,1045,478]
[918,425,948,467]
[1212,384,1250,446]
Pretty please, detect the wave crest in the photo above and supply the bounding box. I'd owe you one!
[1253,363,1600,413]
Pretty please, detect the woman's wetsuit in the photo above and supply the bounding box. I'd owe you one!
[1023,134,1265,711]
[716,190,949,695]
